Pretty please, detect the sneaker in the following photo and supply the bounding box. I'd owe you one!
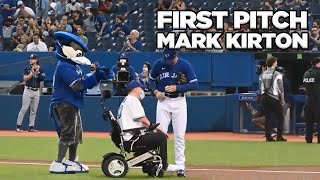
[28,128,38,132]
[164,164,178,172]
[64,160,89,173]
[276,137,287,142]
[49,161,76,174]
[177,169,186,177]
[16,128,23,132]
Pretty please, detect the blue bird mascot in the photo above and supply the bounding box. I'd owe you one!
[49,32,107,174]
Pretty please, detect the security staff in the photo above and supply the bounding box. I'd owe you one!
[303,57,320,143]
[117,80,177,172]
[16,54,45,132]
[259,56,287,142]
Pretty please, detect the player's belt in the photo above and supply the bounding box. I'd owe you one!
[26,86,39,91]
[165,93,185,98]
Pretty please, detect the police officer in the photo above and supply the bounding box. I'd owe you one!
[117,80,177,172]
[111,52,136,96]
[259,56,287,142]
[16,54,45,132]
[303,57,320,143]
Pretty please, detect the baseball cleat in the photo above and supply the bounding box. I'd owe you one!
[49,161,76,174]
[16,128,23,132]
[164,164,178,172]
[64,160,89,173]
[177,169,186,177]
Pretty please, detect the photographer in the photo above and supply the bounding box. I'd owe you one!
[86,62,114,96]
[121,29,142,52]
[111,52,136,96]
[16,54,45,132]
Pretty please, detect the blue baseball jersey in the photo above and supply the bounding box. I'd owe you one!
[51,61,93,108]
[149,57,198,93]
[23,66,45,88]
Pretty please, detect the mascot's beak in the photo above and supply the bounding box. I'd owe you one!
[62,45,91,65]
[71,56,91,65]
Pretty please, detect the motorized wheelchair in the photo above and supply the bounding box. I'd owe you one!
[100,90,164,178]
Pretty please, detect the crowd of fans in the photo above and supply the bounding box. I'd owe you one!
[0,0,319,52]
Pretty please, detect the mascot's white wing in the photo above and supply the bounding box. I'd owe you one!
[62,45,91,65]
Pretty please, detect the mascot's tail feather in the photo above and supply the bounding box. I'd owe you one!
[49,103,62,137]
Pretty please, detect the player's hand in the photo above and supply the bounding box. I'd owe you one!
[155,91,165,101]
[165,85,176,92]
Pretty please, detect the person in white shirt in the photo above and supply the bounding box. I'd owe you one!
[117,80,177,173]
[13,1,36,19]
[66,0,82,13]
[27,33,48,52]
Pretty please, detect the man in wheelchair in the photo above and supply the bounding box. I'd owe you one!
[117,80,177,173]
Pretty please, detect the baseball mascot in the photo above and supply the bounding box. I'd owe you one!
[49,32,107,174]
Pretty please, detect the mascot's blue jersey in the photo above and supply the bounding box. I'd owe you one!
[149,57,198,93]
[51,61,87,108]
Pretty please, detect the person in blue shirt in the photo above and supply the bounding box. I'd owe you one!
[149,48,198,177]
[16,54,45,132]
[111,15,130,38]
[121,29,142,52]
[111,52,136,96]
[49,31,108,174]
[0,0,16,19]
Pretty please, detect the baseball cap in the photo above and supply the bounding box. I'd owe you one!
[29,54,38,60]
[118,52,128,60]
[17,1,23,6]
[276,66,285,73]
[311,57,320,66]
[127,80,146,91]
[162,48,177,65]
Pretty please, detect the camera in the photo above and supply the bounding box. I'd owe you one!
[115,55,131,95]
[256,61,266,75]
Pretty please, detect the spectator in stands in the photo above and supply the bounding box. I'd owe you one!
[58,15,72,33]
[84,0,99,9]
[286,0,306,10]
[12,25,25,50]
[0,0,17,19]
[261,0,273,10]
[169,0,186,10]
[27,18,40,35]
[314,20,320,30]
[13,1,36,19]
[99,0,113,14]
[14,16,28,32]
[274,0,289,11]
[77,26,88,45]
[69,10,84,34]
[66,0,82,14]
[113,0,128,15]
[138,62,151,92]
[154,0,172,11]
[309,0,320,15]
[309,26,320,51]
[43,17,57,36]
[36,0,49,22]
[26,33,48,51]
[111,15,130,37]
[54,0,67,21]
[83,9,97,49]
[14,33,29,51]
[121,29,142,52]
[1,18,14,51]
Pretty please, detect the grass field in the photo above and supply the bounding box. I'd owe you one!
[1,136,320,180]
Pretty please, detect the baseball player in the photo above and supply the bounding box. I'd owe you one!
[149,48,198,177]
[16,54,45,132]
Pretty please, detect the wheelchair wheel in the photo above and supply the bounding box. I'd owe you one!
[148,165,164,177]
[101,154,128,178]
